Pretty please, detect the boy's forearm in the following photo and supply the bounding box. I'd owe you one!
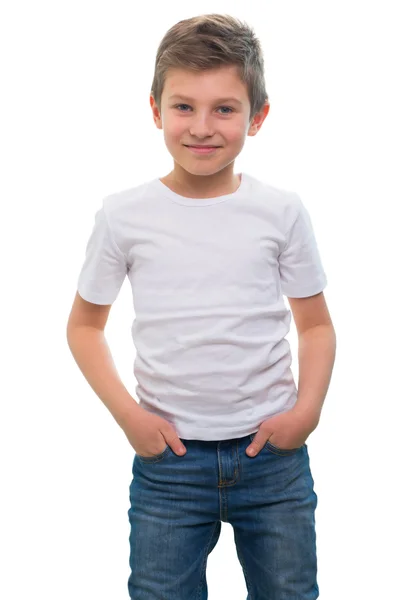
[66,326,142,430]
[292,324,337,425]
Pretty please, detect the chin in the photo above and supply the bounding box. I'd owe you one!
[181,164,224,177]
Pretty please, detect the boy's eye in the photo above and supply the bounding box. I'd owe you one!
[174,104,233,114]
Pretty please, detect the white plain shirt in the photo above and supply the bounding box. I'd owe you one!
[77,172,327,440]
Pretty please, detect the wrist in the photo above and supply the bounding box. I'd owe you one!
[117,399,144,431]
[290,405,320,430]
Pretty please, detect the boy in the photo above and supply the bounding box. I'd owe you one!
[67,13,336,600]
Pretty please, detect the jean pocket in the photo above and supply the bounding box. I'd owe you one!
[249,433,303,457]
[136,444,172,463]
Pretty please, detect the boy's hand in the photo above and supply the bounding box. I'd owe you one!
[246,408,319,457]
[123,408,187,457]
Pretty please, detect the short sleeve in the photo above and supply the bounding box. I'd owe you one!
[77,200,128,305]
[278,194,327,298]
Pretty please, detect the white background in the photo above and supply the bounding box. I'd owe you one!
[1,1,399,598]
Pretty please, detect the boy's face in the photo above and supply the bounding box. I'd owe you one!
[150,65,269,179]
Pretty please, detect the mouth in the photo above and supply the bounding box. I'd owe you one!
[184,145,221,154]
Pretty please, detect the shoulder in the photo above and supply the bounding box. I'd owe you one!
[247,173,298,200]
[102,178,156,219]
[245,173,301,217]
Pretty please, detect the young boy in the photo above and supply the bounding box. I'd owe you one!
[67,13,336,600]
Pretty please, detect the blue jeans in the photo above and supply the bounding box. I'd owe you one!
[127,433,319,599]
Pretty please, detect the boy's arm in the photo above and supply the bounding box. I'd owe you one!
[66,292,143,430]
[245,292,335,456]
[288,292,336,425]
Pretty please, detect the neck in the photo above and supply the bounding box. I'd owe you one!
[162,165,241,199]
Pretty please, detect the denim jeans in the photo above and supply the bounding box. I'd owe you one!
[127,433,319,599]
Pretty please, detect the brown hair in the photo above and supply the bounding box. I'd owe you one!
[150,13,269,122]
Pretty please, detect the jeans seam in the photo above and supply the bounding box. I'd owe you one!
[235,542,254,600]
[196,521,220,600]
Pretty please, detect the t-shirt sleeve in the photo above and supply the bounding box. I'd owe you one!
[77,199,128,305]
[278,194,328,298]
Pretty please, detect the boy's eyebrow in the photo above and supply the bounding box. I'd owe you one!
[168,94,243,106]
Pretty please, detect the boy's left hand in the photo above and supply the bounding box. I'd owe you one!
[246,408,319,457]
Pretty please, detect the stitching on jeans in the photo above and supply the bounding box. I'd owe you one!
[235,539,254,600]
[196,521,220,600]
[249,433,301,456]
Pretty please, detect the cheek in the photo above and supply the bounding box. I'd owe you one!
[223,119,248,141]
[164,123,186,142]
[225,131,247,147]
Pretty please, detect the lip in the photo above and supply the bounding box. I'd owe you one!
[185,145,221,154]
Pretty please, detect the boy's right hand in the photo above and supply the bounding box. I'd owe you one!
[123,407,187,457]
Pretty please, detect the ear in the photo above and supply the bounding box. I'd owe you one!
[150,95,163,130]
[248,100,270,137]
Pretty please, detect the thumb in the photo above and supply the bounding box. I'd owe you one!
[162,427,187,456]
[246,431,267,457]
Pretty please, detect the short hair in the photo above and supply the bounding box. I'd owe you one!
[150,13,269,122]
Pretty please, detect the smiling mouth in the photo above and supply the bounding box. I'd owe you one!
[184,145,221,148]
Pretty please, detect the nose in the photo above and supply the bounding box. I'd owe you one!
[189,113,215,140]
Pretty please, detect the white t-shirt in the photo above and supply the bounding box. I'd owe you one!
[77,172,327,440]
